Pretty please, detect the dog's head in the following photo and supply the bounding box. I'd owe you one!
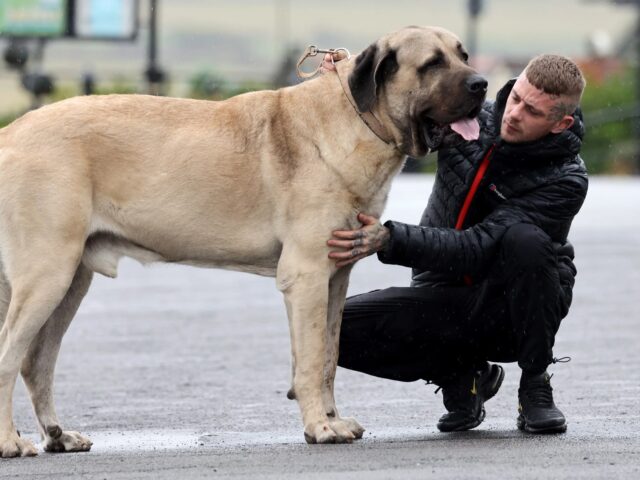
[348,26,487,157]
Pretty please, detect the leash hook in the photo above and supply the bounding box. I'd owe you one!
[296,45,351,79]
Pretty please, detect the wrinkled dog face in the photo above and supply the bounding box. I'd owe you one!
[348,26,487,158]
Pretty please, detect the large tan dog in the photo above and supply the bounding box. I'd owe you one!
[0,26,486,456]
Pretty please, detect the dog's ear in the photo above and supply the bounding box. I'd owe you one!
[349,44,399,113]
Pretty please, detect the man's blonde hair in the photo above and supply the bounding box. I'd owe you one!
[524,54,586,120]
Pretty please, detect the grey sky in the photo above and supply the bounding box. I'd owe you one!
[163,0,634,57]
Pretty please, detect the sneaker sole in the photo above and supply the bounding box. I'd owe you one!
[517,415,567,434]
[438,408,486,432]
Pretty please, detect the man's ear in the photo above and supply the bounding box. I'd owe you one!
[348,43,398,113]
[550,115,575,134]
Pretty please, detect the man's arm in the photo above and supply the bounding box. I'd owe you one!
[378,176,588,274]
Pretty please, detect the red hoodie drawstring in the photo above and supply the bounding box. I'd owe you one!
[455,144,496,285]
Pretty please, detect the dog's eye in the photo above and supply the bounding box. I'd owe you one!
[418,54,444,74]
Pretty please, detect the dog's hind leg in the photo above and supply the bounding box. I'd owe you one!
[20,264,93,453]
[323,266,365,440]
[0,247,84,457]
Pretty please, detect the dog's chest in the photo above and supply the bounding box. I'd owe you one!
[357,157,404,219]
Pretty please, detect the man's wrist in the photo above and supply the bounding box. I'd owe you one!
[377,221,397,262]
[379,226,391,251]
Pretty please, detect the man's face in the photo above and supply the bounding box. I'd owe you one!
[500,73,575,143]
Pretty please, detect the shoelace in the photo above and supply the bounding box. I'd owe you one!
[552,356,572,364]
[425,380,443,395]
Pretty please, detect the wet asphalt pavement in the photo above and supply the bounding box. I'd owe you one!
[2,174,639,479]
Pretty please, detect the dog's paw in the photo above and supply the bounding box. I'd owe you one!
[304,421,337,444]
[0,431,38,458]
[304,420,356,444]
[327,418,359,443]
[334,416,365,439]
[43,428,92,453]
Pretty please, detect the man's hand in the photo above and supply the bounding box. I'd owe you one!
[328,213,390,268]
[320,51,347,74]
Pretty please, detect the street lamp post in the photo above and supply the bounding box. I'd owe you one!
[145,0,165,95]
[467,0,484,59]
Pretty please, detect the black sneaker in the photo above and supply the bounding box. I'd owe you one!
[517,371,567,433]
[436,363,505,432]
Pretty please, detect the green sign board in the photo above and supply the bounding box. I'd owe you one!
[0,0,68,37]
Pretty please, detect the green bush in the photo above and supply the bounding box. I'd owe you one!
[188,70,226,99]
[187,70,269,100]
[580,67,638,174]
[95,77,138,95]
[0,113,18,128]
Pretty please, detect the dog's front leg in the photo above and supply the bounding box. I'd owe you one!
[277,248,352,444]
[323,266,365,440]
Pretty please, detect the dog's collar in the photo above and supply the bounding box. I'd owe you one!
[335,60,396,146]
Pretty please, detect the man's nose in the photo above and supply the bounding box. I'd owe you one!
[465,74,488,96]
[509,103,523,121]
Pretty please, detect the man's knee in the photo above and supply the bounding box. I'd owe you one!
[500,223,554,272]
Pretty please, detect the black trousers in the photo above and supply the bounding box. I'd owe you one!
[338,223,574,385]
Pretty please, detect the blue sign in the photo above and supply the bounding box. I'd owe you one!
[74,0,137,40]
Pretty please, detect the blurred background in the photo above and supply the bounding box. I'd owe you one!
[1,0,639,174]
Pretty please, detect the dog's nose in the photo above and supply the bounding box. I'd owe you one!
[466,75,488,95]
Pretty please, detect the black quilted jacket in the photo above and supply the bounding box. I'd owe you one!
[378,79,589,288]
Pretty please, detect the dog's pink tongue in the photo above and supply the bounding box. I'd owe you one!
[450,118,480,141]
